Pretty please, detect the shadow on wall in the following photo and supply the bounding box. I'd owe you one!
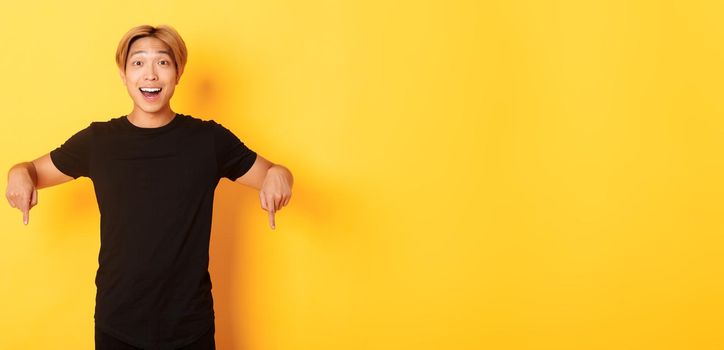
[208,181,248,349]
[183,42,250,348]
[211,168,370,348]
[193,44,371,349]
[44,178,98,232]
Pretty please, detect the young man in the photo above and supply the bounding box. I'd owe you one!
[5,24,293,349]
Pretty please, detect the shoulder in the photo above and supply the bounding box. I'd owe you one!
[93,115,125,126]
[187,116,239,137]
[192,117,252,146]
[84,115,124,134]
[176,113,224,130]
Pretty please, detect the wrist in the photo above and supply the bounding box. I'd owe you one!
[266,164,293,186]
[9,163,28,177]
[267,164,282,172]
[9,162,36,184]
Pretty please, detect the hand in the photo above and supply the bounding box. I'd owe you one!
[259,166,293,229]
[6,166,39,225]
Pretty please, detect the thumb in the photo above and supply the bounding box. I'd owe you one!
[31,188,38,206]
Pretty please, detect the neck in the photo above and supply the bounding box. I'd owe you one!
[127,105,176,128]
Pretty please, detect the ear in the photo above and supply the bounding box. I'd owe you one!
[119,69,126,85]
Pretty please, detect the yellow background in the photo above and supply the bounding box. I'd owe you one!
[1,0,723,349]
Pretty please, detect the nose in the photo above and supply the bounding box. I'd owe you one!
[144,65,158,81]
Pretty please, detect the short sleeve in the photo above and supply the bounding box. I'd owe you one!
[211,121,258,181]
[49,123,93,179]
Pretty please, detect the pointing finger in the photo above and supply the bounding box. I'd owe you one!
[268,209,275,230]
[23,208,29,225]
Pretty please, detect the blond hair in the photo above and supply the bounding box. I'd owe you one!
[115,24,188,78]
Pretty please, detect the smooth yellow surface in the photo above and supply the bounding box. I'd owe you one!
[1,0,723,349]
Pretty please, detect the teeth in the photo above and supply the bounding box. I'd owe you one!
[140,87,161,92]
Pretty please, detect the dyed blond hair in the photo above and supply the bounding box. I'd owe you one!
[115,24,188,79]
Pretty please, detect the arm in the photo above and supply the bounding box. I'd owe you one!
[234,154,294,229]
[6,153,74,225]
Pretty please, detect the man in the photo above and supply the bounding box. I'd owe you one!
[5,24,293,349]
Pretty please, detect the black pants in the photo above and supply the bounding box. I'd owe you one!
[95,323,215,350]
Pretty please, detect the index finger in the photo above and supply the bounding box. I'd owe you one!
[268,208,276,230]
[23,208,29,225]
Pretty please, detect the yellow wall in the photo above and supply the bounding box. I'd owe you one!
[1,0,722,349]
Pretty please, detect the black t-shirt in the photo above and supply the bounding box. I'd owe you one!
[49,113,257,349]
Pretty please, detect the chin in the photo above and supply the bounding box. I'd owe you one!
[134,99,169,112]
[143,106,167,113]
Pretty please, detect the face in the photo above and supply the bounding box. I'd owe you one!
[119,37,179,114]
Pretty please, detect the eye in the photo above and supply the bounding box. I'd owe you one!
[159,60,169,65]
[131,61,142,66]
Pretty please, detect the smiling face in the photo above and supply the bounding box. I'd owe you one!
[119,36,179,116]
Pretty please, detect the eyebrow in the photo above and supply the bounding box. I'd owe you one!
[129,50,172,57]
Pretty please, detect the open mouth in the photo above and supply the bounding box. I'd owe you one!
[139,87,162,99]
